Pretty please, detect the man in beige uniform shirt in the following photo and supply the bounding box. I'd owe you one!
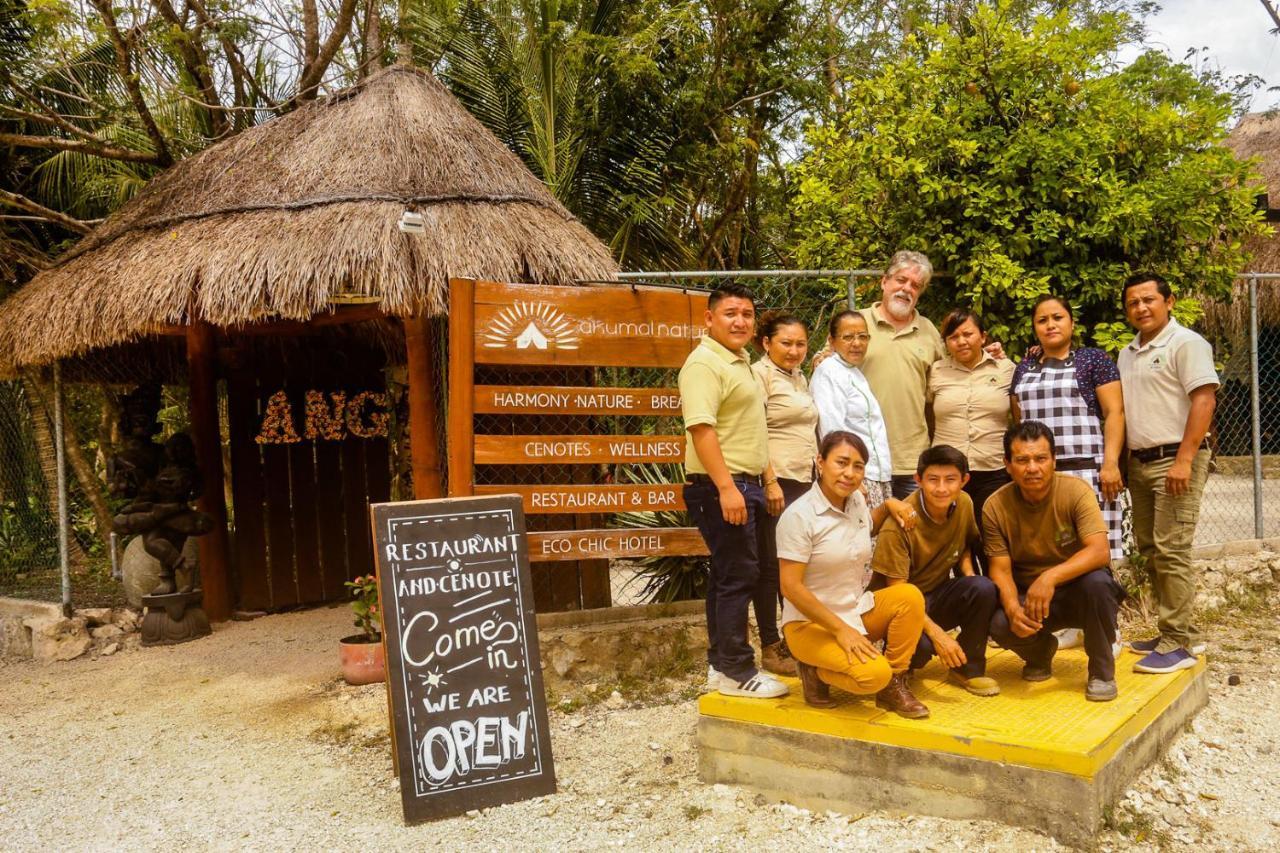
[1118,272,1218,675]
[858,251,946,499]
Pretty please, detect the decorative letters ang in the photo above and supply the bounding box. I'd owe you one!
[254,389,390,444]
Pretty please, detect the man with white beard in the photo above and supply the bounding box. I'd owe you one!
[858,251,946,500]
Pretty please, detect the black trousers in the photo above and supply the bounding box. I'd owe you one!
[890,474,917,500]
[988,569,1123,682]
[683,479,771,680]
[910,575,1000,678]
[964,469,1011,575]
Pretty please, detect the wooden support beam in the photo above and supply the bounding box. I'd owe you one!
[187,321,233,621]
[403,314,444,499]
[447,279,476,497]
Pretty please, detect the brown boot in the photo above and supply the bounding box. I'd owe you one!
[875,672,929,719]
[761,640,798,677]
[795,660,835,708]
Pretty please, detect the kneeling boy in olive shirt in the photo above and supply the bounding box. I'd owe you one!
[873,445,1001,696]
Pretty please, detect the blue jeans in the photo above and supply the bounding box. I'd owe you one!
[683,479,769,681]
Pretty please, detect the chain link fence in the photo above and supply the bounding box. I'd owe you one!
[1196,275,1280,546]
[1,272,1275,611]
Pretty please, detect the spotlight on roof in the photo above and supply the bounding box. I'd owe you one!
[398,210,425,234]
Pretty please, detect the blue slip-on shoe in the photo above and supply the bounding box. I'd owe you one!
[1133,648,1198,674]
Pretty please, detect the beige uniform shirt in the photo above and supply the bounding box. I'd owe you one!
[1117,320,1219,449]
[752,357,819,482]
[928,354,1016,472]
[776,483,875,633]
[679,335,770,475]
[859,304,945,476]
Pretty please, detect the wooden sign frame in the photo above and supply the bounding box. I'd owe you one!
[448,278,710,568]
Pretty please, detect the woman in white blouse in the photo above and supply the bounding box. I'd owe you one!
[777,430,927,717]
[810,311,894,509]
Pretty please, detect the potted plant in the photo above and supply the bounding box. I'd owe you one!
[339,574,385,685]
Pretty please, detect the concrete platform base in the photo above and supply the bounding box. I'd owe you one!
[698,648,1207,846]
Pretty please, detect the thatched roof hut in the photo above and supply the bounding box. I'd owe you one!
[0,63,617,374]
[1208,112,1280,339]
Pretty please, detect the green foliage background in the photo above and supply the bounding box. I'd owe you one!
[791,3,1269,353]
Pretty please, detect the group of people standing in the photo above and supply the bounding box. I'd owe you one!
[679,251,1219,716]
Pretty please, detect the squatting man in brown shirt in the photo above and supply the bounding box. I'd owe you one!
[985,421,1124,702]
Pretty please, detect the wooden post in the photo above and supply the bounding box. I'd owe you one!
[404,314,444,499]
[187,320,233,621]
[447,279,476,497]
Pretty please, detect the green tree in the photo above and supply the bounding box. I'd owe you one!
[791,1,1268,351]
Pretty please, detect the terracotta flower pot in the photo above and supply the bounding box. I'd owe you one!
[339,634,386,685]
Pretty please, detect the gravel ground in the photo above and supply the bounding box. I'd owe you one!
[1,555,1276,852]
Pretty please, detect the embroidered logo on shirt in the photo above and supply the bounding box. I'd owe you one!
[1055,524,1078,549]
[1150,355,1165,371]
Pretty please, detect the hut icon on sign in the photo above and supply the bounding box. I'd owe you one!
[515,322,549,350]
[483,302,580,351]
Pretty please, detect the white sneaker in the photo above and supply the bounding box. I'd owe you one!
[717,671,789,699]
[1056,627,1083,649]
[705,665,722,691]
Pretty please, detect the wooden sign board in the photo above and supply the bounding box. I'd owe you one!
[528,527,708,562]
[473,484,684,514]
[370,495,555,823]
[474,435,685,465]
[473,281,709,368]
[474,386,682,416]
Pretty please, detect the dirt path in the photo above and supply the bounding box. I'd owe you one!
[1,563,1276,851]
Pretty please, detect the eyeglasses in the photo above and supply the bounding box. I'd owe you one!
[837,333,871,344]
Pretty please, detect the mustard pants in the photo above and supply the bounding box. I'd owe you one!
[783,584,925,695]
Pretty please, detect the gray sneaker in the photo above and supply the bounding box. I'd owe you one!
[1086,678,1118,702]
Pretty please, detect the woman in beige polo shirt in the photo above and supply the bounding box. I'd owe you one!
[928,309,1016,531]
[750,311,819,676]
[777,430,928,718]
[752,311,820,509]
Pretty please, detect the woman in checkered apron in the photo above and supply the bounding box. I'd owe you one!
[1011,295,1129,563]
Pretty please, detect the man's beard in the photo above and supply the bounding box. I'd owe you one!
[885,294,916,320]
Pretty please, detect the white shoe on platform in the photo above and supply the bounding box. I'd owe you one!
[717,671,789,699]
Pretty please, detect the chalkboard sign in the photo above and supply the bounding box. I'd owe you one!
[369,495,556,823]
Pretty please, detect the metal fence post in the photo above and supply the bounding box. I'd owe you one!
[847,273,857,310]
[1249,277,1264,540]
[53,361,71,617]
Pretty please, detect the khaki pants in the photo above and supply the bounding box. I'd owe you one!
[783,584,925,695]
[1127,448,1210,651]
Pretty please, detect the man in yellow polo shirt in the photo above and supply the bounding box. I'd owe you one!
[681,283,788,699]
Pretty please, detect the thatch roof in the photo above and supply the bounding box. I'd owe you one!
[0,63,617,374]
[1226,112,1280,274]
[1199,113,1280,338]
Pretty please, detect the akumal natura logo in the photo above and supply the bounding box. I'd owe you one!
[483,302,580,351]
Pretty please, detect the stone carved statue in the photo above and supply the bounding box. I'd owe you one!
[108,385,213,644]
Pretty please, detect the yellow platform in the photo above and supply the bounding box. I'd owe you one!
[699,647,1206,778]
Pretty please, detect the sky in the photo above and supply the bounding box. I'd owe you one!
[1122,0,1280,112]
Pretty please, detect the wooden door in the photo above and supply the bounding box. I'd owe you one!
[225,349,391,612]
